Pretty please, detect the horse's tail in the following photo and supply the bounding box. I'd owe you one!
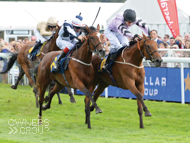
[0,53,18,74]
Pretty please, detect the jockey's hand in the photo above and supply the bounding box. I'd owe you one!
[133,34,139,41]
[78,35,87,42]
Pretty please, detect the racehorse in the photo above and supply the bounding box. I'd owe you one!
[36,25,105,129]
[89,33,163,128]
[0,26,76,107]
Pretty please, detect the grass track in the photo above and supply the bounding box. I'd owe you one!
[0,84,190,143]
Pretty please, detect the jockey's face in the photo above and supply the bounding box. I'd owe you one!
[125,21,133,27]
[48,25,56,32]
[73,26,81,33]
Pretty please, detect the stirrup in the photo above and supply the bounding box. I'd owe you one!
[27,54,33,61]
[54,63,60,71]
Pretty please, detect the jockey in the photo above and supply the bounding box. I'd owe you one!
[103,9,150,70]
[53,14,86,71]
[27,17,57,61]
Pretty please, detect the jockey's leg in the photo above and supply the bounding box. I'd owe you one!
[27,29,46,61]
[102,29,122,70]
[54,40,74,71]
[27,41,43,61]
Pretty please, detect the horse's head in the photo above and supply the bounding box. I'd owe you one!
[141,33,163,67]
[83,25,105,58]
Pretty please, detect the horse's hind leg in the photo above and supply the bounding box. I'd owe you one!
[21,64,35,87]
[56,92,62,105]
[43,82,64,110]
[11,68,25,89]
[66,87,76,103]
[84,97,91,129]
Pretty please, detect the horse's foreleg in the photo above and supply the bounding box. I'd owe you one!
[126,80,151,117]
[43,82,63,110]
[137,83,145,128]
[38,87,46,125]
[66,87,76,103]
[90,82,108,112]
[84,97,91,129]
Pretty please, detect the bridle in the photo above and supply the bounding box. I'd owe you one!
[87,31,103,54]
[137,38,158,61]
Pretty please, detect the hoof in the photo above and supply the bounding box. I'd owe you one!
[70,97,76,103]
[96,107,103,114]
[140,126,145,129]
[59,101,62,105]
[11,85,17,90]
[88,127,91,129]
[145,111,152,117]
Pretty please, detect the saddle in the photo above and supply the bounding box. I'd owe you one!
[98,40,137,74]
[28,41,47,57]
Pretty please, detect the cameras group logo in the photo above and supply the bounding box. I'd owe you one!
[8,119,49,134]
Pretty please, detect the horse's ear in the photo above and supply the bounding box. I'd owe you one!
[142,32,147,40]
[97,24,100,31]
[83,25,91,35]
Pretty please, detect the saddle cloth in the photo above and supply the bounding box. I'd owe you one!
[28,41,47,57]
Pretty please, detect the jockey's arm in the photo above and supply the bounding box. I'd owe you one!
[116,21,134,39]
[134,18,151,36]
[40,24,53,36]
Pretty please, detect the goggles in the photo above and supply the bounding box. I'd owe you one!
[74,26,81,30]
[48,25,56,28]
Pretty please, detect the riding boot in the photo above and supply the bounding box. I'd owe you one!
[54,51,67,71]
[102,53,111,70]
[27,41,43,61]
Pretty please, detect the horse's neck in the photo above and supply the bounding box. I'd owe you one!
[72,40,92,63]
[124,42,144,66]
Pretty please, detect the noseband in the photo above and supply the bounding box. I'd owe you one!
[87,31,103,53]
[137,39,158,61]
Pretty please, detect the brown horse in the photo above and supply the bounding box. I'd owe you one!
[36,25,105,129]
[89,33,162,128]
[0,26,75,107]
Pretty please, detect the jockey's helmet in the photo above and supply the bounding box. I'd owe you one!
[72,14,85,28]
[47,17,57,27]
[123,9,136,23]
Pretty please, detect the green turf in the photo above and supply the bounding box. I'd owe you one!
[0,83,190,143]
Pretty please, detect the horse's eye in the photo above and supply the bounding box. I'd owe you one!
[91,37,94,40]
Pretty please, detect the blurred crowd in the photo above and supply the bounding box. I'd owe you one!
[0,36,36,83]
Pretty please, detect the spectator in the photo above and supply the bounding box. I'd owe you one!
[158,42,168,57]
[150,29,163,45]
[23,38,29,44]
[163,34,170,44]
[158,36,163,41]
[184,33,190,42]
[184,40,190,49]
[175,35,184,49]
[0,41,10,84]
[169,37,177,46]
[17,39,23,43]
[31,36,37,42]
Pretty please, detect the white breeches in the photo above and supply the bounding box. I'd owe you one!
[104,28,129,53]
[56,37,78,50]
[34,28,51,44]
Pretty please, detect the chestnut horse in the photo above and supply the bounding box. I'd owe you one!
[36,25,105,129]
[89,33,162,128]
[0,26,75,107]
